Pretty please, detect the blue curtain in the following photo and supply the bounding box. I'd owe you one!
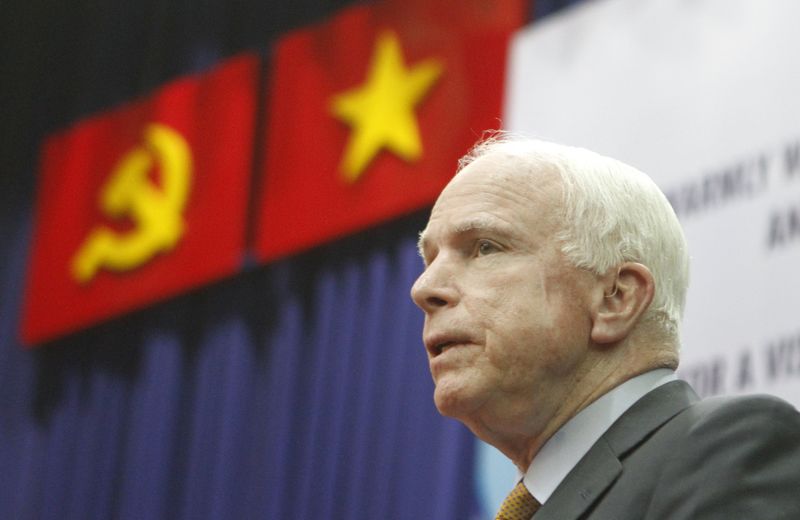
[0,0,581,518]
[1,206,479,519]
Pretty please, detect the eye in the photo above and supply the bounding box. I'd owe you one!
[476,239,500,256]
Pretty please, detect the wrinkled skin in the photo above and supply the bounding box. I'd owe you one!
[411,153,602,465]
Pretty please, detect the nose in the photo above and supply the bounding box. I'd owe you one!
[410,258,458,313]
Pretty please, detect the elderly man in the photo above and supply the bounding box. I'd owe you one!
[411,135,800,520]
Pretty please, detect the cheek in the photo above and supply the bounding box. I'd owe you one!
[486,275,552,332]
[470,288,546,371]
[477,275,589,378]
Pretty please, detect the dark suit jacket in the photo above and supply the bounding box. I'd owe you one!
[535,380,800,519]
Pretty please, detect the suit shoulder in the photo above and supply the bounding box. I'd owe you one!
[682,393,800,435]
[644,394,800,518]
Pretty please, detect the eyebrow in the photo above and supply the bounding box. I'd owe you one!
[451,217,506,235]
[416,217,514,259]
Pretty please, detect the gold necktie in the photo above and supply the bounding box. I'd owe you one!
[494,481,541,520]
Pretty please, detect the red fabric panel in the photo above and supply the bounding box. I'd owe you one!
[254,0,525,262]
[21,55,258,345]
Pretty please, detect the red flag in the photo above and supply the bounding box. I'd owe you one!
[21,54,258,346]
[254,0,525,261]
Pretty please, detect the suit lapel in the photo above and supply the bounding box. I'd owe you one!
[533,437,621,520]
[602,380,698,457]
[533,381,699,520]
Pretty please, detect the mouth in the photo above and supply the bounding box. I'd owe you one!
[425,335,471,357]
[434,341,458,356]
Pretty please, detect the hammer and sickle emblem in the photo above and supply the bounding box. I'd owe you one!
[71,123,192,283]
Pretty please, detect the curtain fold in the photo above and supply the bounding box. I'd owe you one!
[0,208,481,518]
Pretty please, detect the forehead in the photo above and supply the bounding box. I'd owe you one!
[420,153,563,245]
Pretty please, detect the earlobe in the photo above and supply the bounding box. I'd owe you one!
[590,263,655,345]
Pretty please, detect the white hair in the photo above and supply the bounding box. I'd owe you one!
[458,133,690,341]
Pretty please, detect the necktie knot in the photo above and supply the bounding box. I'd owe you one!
[494,481,541,520]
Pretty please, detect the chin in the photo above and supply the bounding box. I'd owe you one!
[433,382,481,420]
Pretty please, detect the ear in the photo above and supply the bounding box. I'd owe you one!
[590,262,655,345]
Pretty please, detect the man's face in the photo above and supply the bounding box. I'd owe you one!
[411,154,597,431]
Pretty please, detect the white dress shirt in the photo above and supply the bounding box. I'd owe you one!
[522,369,677,505]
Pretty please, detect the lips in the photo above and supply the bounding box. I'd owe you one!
[424,333,473,357]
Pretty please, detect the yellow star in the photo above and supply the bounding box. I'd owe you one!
[330,31,443,182]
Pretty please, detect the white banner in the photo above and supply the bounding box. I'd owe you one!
[475,0,800,515]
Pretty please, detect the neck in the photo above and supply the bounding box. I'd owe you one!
[465,344,673,471]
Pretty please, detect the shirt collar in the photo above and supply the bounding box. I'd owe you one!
[522,368,677,504]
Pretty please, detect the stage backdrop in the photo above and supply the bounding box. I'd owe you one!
[10,0,796,519]
[0,0,549,519]
[474,0,800,512]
